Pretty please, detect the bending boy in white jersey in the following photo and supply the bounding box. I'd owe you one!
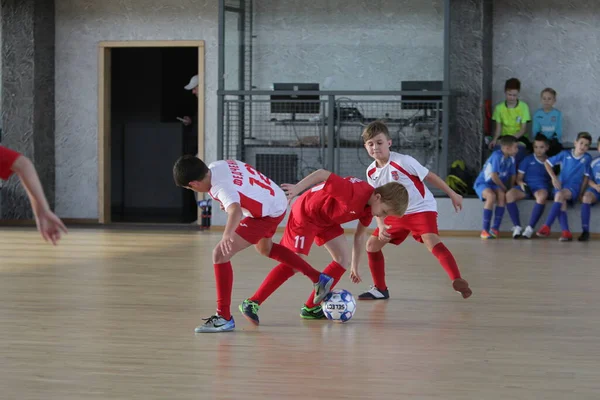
[173,155,333,333]
[354,121,472,300]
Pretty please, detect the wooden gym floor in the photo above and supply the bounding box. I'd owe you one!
[0,227,599,400]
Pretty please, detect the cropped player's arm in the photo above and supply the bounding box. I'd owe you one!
[545,161,561,190]
[578,176,589,201]
[424,172,462,211]
[223,203,243,239]
[349,221,370,284]
[490,121,502,149]
[515,171,526,188]
[11,156,68,244]
[516,122,527,139]
[490,172,507,192]
[281,169,331,200]
[510,173,516,188]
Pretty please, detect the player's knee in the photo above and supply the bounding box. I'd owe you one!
[212,246,229,264]
[535,190,548,203]
[506,190,516,202]
[554,191,563,202]
[255,240,272,257]
[366,236,384,253]
[583,192,594,204]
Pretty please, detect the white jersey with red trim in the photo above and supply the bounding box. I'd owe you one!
[366,152,437,215]
[208,160,287,218]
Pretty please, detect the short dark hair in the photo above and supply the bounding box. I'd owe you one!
[362,120,391,142]
[173,155,209,187]
[505,78,521,92]
[576,131,592,143]
[499,135,518,146]
[534,133,549,145]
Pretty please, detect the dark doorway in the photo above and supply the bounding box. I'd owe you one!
[110,47,198,223]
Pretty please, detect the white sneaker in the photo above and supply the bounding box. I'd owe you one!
[194,315,235,333]
[512,225,523,239]
[522,226,534,239]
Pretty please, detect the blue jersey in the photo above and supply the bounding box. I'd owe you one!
[547,150,592,189]
[532,108,562,142]
[518,154,550,189]
[475,150,516,186]
[590,157,600,185]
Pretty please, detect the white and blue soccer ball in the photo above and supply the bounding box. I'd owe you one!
[321,289,356,322]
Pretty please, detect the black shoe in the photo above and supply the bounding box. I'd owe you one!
[358,286,390,300]
[239,299,260,325]
[578,231,590,242]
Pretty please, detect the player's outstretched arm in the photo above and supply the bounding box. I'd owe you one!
[11,155,68,245]
[281,169,332,201]
[424,172,463,212]
[349,221,370,284]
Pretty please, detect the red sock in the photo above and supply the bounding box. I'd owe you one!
[367,250,387,290]
[268,243,320,282]
[214,262,234,320]
[431,242,461,280]
[249,263,296,304]
[304,261,346,308]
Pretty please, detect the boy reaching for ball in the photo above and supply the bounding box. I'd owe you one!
[239,169,409,324]
[173,155,335,333]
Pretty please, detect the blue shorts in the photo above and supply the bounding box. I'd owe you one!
[474,182,500,201]
[585,187,600,204]
[513,184,549,199]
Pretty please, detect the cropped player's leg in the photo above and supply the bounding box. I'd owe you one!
[538,189,566,237]
[359,224,409,300]
[479,187,496,239]
[195,232,253,333]
[410,212,472,299]
[240,215,331,324]
[506,187,526,238]
[557,189,573,242]
[490,188,506,237]
[301,233,349,319]
[579,190,598,242]
[255,237,323,283]
[523,189,548,238]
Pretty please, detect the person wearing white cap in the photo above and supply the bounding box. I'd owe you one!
[181,74,199,126]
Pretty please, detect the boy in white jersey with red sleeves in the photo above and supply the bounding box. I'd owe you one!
[173,155,334,333]
[354,121,472,300]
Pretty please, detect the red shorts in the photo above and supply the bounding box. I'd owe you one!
[280,207,344,256]
[372,211,439,245]
[235,213,286,244]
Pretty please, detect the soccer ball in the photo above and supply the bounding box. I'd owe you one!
[321,289,356,322]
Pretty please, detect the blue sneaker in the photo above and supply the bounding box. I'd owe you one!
[194,315,235,333]
[313,273,334,304]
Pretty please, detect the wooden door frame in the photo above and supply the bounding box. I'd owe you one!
[98,40,205,224]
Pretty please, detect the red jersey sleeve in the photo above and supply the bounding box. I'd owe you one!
[0,146,22,180]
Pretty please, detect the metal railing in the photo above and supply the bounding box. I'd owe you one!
[218,90,451,190]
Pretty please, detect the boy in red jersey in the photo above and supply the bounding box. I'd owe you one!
[173,155,334,333]
[238,169,409,324]
[357,121,472,300]
[0,145,67,244]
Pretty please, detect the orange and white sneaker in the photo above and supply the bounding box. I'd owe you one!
[452,278,473,299]
[558,231,573,242]
[536,225,551,237]
[480,230,494,239]
[490,228,500,238]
